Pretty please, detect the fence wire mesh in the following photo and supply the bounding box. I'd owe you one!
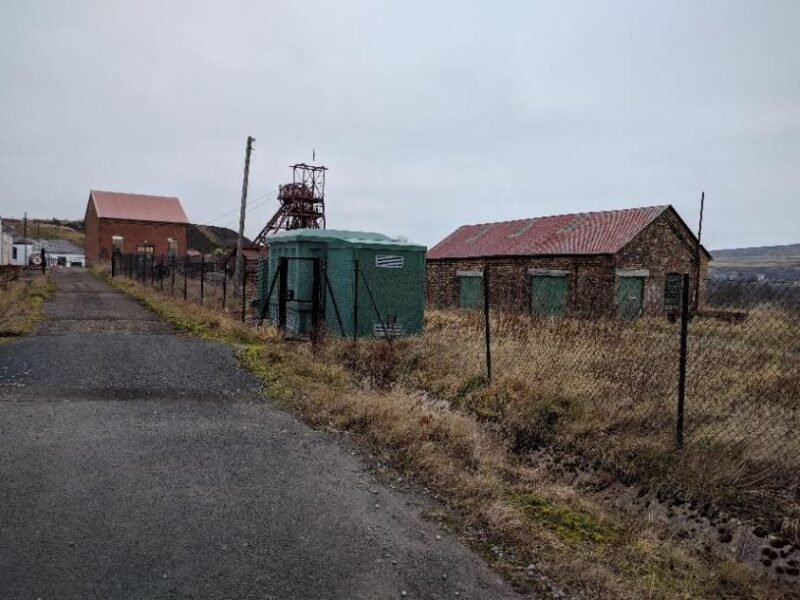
[109,254,800,522]
[427,272,800,520]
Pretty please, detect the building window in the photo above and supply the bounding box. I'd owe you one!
[457,271,483,308]
[12,247,17,260]
[112,236,123,254]
[664,273,683,309]
[167,238,177,257]
[137,243,155,256]
[530,274,568,316]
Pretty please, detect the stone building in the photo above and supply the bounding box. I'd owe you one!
[426,205,710,318]
[84,190,188,264]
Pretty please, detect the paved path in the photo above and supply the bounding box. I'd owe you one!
[0,270,520,600]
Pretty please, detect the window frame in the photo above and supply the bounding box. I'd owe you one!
[457,270,483,309]
[664,272,683,309]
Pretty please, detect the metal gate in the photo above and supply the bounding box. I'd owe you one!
[259,257,324,338]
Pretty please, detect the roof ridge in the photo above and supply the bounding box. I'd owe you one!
[457,205,669,229]
[91,189,179,200]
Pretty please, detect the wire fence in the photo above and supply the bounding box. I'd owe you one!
[111,253,258,321]
[108,254,800,521]
[427,269,800,520]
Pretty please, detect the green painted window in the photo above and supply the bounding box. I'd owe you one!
[664,273,682,308]
[530,276,568,316]
[458,275,483,308]
[617,277,644,319]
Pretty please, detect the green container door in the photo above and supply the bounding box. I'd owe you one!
[617,277,644,319]
[530,276,568,316]
[459,275,482,308]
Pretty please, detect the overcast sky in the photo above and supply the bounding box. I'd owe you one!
[1,1,798,249]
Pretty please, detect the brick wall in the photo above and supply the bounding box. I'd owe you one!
[84,199,100,263]
[85,211,187,264]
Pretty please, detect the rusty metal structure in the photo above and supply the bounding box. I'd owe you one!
[253,163,327,248]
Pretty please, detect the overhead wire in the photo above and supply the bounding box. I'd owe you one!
[217,191,278,231]
[204,191,276,228]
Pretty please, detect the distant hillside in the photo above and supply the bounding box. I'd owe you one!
[187,224,249,255]
[710,243,800,281]
[2,218,85,247]
[2,218,243,256]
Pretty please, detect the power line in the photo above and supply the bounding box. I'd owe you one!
[202,191,275,227]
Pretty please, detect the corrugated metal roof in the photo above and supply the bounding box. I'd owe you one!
[90,190,188,224]
[428,206,670,259]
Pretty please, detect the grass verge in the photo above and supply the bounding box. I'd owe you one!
[95,267,789,600]
[0,270,53,341]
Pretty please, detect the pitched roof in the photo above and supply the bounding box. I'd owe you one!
[428,206,671,259]
[90,190,188,224]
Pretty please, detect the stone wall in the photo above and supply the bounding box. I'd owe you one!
[426,210,711,316]
[615,209,710,313]
[425,254,616,315]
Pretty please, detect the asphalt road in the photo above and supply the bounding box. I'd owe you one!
[0,270,520,600]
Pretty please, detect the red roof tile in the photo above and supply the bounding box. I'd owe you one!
[428,206,669,259]
[90,190,188,224]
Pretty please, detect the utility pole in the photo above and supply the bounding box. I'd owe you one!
[23,212,28,266]
[694,192,705,312]
[233,135,255,290]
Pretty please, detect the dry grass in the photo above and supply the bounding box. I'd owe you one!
[377,307,800,528]
[3,219,85,247]
[96,266,791,600]
[0,269,53,339]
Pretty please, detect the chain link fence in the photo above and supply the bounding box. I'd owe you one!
[425,269,800,521]
[108,253,800,523]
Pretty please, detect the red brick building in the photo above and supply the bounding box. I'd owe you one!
[84,190,189,264]
[426,205,710,318]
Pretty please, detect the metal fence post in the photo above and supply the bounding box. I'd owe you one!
[483,265,492,381]
[150,255,155,287]
[159,254,164,291]
[278,257,288,331]
[183,256,188,301]
[676,273,690,448]
[111,253,116,278]
[311,258,322,334]
[222,260,228,310]
[241,259,247,322]
[171,255,176,296]
[200,255,205,305]
[352,259,359,341]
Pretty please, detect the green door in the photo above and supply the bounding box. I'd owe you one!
[459,276,482,308]
[617,277,644,319]
[530,276,568,316]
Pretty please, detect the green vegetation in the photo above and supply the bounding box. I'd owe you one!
[0,270,53,340]
[95,265,789,600]
[511,492,614,544]
[3,218,85,246]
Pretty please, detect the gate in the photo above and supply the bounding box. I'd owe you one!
[259,257,324,338]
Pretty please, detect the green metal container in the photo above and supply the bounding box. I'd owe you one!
[256,229,426,338]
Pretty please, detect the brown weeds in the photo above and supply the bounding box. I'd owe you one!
[98,268,792,599]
